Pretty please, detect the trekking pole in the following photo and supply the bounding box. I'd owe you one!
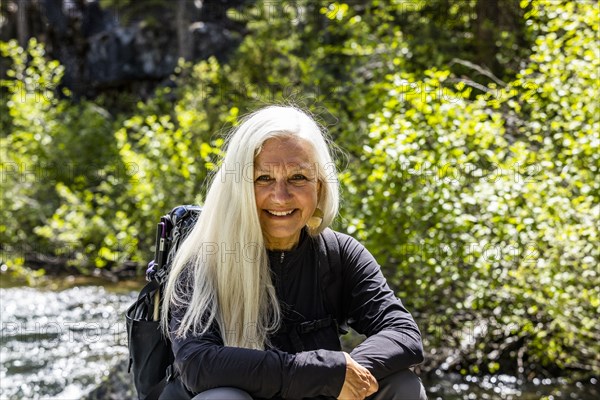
[153,291,160,321]
[153,219,170,321]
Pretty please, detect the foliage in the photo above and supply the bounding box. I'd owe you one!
[1,38,125,270]
[0,40,223,271]
[337,0,599,376]
[1,0,598,379]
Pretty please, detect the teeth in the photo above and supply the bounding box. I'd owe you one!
[268,210,294,216]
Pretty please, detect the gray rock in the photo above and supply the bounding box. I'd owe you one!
[85,356,137,400]
[0,0,250,98]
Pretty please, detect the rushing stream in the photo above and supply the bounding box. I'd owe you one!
[0,280,136,399]
[0,279,597,399]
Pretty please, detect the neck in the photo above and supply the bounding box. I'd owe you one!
[265,241,298,251]
[265,232,301,251]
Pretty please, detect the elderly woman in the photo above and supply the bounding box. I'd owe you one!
[160,106,427,400]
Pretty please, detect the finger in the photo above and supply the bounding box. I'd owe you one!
[366,370,377,385]
[366,376,378,396]
[356,381,371,398]
[360,370,375,385]
[366,386,377,397]
[365,381,378,396]
[348,388,363,400]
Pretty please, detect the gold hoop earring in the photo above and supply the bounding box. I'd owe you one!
[306,208,324,231]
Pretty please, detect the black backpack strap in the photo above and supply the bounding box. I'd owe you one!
[128,205,201,400]
[317,228,348,334]
[127,279,161,373]
[283,229,346,352]
[143,376,168,400]
[285,315,335,352]
[143,365,179,400]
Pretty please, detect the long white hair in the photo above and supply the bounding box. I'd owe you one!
[161,105,339,349]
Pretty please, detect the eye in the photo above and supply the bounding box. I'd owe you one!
[289,174,312,186]
[255,175,273,184]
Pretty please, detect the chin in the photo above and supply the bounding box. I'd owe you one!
[265,229,299,239]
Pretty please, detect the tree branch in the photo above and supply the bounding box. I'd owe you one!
[450,58,507,87]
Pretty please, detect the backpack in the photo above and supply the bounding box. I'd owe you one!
[125,205,200,400]
[125,205,345,400]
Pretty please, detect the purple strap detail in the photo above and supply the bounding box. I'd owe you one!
[146,260,156,281]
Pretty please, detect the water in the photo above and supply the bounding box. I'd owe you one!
[0,280,597,399]
[0,282,136,399]
[422,371,598,399]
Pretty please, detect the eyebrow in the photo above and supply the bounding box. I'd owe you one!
[254,162,317,173]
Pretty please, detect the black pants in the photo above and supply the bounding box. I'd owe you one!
[160,369,427,400]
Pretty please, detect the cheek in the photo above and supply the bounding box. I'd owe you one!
[301,186,319,207]
[311,189,319,204]
[254,187,266,205]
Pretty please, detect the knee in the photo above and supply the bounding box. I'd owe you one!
[191,387,253,400]
[373,369,427,400]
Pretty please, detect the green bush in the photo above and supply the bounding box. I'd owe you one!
[0,38,132,271]
[338,0,599,375]
[0,40,224,271]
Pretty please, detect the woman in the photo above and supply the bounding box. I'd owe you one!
[160,106,427,400]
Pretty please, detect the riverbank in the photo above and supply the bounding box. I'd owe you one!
[1,276,597,399]
[0,282,134,399]
[85,358,136,400]
[88,355,598,400]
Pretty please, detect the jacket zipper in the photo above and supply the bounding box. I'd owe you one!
[280,252,285,264]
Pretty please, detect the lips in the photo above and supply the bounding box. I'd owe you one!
[266,209,296,216]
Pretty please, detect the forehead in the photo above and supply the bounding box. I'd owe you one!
[254,137,317,169]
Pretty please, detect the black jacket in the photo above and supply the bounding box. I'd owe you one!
[169,229,424,399]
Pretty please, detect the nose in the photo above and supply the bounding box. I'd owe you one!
[271,180,292,203]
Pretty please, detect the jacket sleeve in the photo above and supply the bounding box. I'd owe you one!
[169,307,346,398]
[337,233,424,379]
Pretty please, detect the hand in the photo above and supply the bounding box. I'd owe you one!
[337,352,378,399]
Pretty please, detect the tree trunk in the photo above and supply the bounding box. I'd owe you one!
[176,0,191,60]
[16,0,29,46]
[474,0,501,75]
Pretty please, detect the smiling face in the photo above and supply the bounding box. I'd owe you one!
[254,136,321,250]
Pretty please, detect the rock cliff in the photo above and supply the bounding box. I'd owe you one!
[1,0,251,98]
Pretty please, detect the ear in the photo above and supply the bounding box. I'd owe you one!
[317,180,323,203]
